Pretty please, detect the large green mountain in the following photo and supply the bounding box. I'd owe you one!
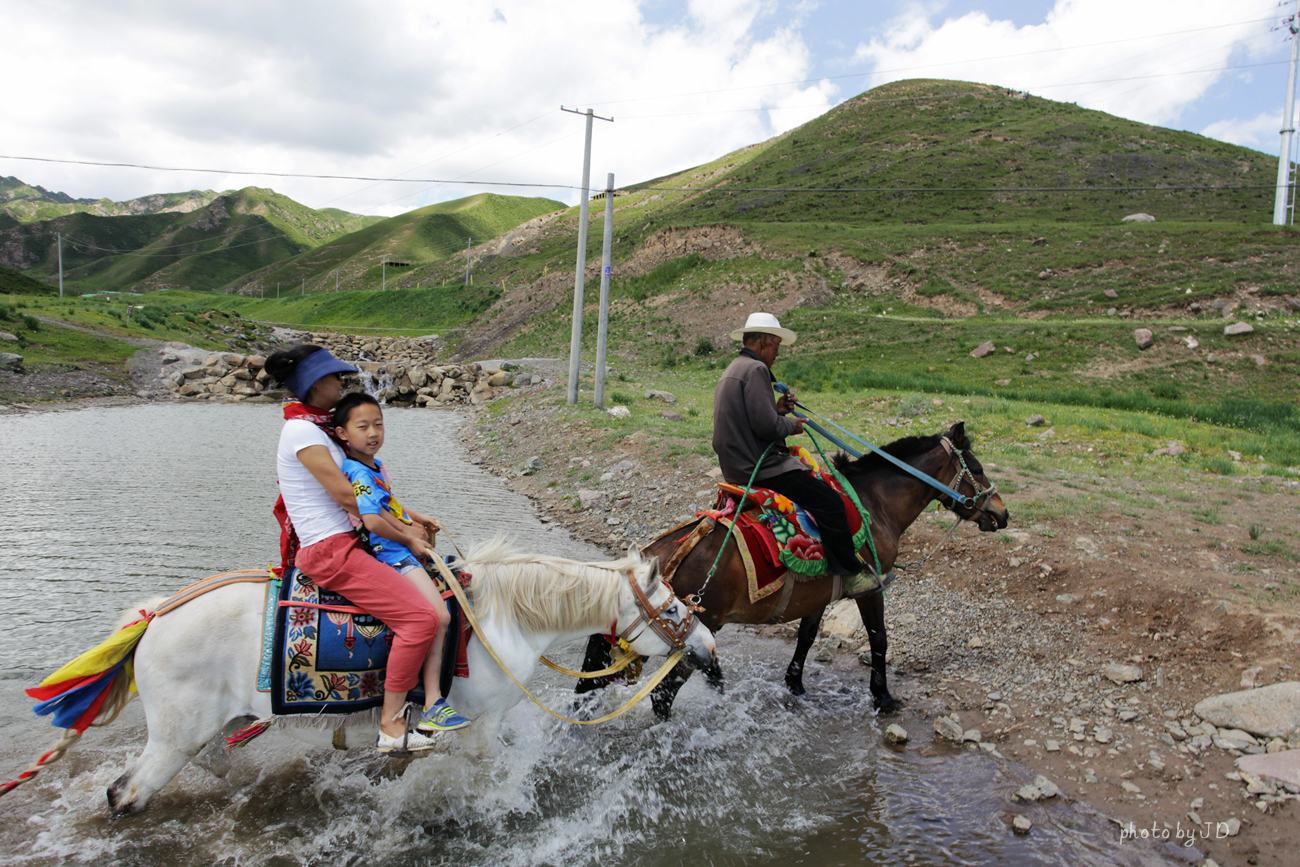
[226,193,564,295]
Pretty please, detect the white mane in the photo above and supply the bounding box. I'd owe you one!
[462,537,654,634]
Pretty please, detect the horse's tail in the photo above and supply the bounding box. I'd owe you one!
[29,598,164,731]
[2,599,163,800]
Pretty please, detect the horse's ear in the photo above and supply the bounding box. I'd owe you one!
[948,420,966,443]
[644,555,660,585]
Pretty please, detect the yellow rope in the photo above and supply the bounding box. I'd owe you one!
[429,553,680,725]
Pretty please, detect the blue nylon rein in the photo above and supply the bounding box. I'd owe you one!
[773,382,974,508]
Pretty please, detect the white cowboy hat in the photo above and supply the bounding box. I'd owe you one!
[728,311,797,345]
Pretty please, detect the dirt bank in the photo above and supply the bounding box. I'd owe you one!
[458,368,1299,867]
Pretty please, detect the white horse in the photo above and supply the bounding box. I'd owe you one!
[103,539,716,814]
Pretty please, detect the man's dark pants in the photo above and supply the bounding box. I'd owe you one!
[760,469,860,575]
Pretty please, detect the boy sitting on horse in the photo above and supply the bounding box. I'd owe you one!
[332,391,471,734]
[711,312,878,599]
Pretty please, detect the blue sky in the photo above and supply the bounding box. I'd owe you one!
[0,0,1293,215]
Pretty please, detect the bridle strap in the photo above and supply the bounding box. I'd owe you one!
[617,572,702,651]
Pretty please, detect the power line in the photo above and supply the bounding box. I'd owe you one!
[0,154,578,191]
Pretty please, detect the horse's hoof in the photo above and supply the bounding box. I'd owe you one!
[872,693,899,714]
[784,675,807,697]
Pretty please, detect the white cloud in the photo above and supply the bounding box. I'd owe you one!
[1202,109,1286,151]
[851,0,1282,127]
[0,0,836,215]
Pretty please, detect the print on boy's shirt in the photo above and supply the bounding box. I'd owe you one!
[341,457,418,567]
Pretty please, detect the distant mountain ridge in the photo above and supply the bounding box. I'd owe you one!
[0,176,224,223]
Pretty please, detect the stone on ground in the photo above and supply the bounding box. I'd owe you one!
[1104,663,1143,683]
[1133,328,1154,350]
[883,724,908,745]
[970,342,995,358]
[1011,815,1032,834]
[607,406,631,418]
[643,390,676,403]
[1122,213,1156,222]
[1235,749,1300,788]
[1026,414,1047,427]
[934,716,964,742]
[1223,322,1254,336]
[1194,682,1300,740]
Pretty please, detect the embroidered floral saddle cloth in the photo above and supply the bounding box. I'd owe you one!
[268,567,472,715]
[706,446,870,579]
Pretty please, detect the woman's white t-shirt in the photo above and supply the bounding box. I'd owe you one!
[277,419,354,547]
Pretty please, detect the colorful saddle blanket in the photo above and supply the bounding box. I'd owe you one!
[700,446,870,601]
[267,566,473,716]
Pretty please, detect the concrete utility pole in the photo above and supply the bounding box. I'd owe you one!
[464,237,473,286]
[277,282,280,299]
[561,105,613,405]
[335,269,339,292]
[56,232,63,298]
[382,255,388,291]
[594,174,615,408]
[1276,0,1300,225]
[301,277,305,296]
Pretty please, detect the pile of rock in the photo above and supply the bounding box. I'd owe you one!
[302,332,444,365]
[159,345,516,407]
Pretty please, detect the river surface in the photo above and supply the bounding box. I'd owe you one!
[0,404,1178,866]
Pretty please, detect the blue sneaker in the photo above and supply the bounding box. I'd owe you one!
[416,699,471,732]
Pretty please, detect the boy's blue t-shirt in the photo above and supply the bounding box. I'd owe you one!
[341,457,418,567]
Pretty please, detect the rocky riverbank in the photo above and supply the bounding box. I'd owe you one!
[152,341,522,407]
[455,370,1299,867]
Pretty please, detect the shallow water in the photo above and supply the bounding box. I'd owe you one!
[0,404,1177,866]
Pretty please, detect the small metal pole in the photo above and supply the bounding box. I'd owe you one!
[335,269,339,292]
[464,237,472,286]
[561,106,613,405]
[57,232,63,298]
[382,255,387,291]
[1276,0,1300,225]
[301,277,305,296]
[594,174,614,408]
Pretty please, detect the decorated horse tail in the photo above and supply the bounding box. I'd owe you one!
[0,599,162,800]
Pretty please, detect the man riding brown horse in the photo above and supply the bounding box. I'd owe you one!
[712,312,877,599]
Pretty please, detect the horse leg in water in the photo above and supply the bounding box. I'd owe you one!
[577,634,722,719]
[857,589,897,713]
[784,610,824,697]
[574,634,616,696]
[108,589,266,815]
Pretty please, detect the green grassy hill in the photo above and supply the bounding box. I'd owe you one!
[0,187,390,293]
[227,193,564,296]
[0,264,54,295]
[375,79,1300,461]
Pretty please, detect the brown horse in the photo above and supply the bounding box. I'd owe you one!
[577,421,1009,717]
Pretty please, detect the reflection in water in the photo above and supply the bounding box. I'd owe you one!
[0,405,1175,866]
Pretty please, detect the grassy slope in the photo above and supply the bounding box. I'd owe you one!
[228,193,564,296]
[200,283,504,331]
[399,79,1299,464]
[1,264,54,296]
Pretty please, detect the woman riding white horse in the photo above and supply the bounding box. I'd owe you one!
[105,539,716,814]
[263,343,456,753]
